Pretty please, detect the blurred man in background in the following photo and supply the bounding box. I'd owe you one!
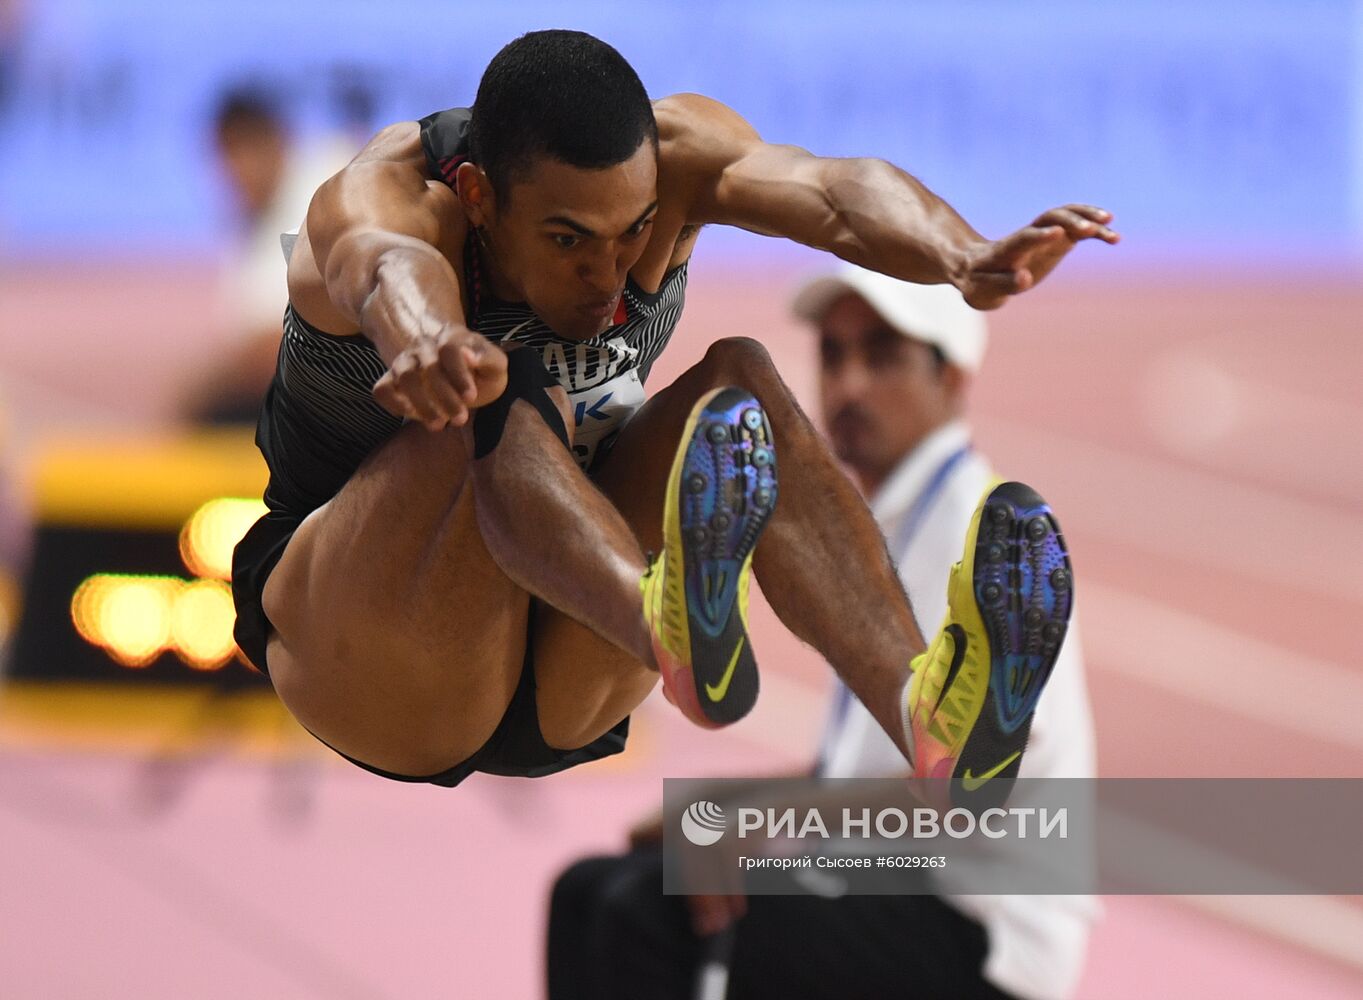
[0,393,24,660]
[181,88,357,424]
[545,268,1098,1000]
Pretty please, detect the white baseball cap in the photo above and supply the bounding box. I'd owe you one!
[792,264,988,374]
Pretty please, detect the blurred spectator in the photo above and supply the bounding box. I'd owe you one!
[0,0,26,114]
[181,87,357,424]
[0,391,24,661]
[546,267,1098,1000]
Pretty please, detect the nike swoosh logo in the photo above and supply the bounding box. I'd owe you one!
[933,625,968,715]
[705,638,746,702]
[960,751,1021,791]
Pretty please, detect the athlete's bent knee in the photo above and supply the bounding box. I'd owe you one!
[702,336,777,383]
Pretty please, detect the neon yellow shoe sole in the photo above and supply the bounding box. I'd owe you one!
[642,386,777,728]
[908,481,1073,808]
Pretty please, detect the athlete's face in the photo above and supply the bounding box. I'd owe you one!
[479,140,659,340]
[817,293,963,495]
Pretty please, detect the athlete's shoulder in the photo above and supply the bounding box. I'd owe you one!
[347,120,429,173]
[654,93,760,165]
[322,120,463,222]
[653,92,731,128]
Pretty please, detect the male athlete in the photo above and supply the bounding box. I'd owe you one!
[231,30,1117,799]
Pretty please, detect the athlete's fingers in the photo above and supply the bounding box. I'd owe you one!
[381,364,452,427]
[460,349,481,404]
[391,356,444,426]
[1033,207,1119,244]
[990,225,1065,265]
[403,389,443,427]
[1049,204,1120,242]
[1064,203,1114,224]
[418,384,464,431]
[436,340,477,404]
[373,372,419,422]
[418,345,468,424]
[464,344,510,408]
[1034,208,1097,239]
[470,338,508,380]
[459,329,489,364]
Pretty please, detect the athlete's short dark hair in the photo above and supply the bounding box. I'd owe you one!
[470,30,657,200]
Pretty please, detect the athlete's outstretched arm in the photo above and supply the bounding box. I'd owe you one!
[293,123,506,430]
[657,93,1119,310]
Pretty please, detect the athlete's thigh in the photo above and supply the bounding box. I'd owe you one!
[532,354,734,749]
[263,422,526,774]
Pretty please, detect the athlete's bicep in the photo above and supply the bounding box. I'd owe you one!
[708,143,839,247]
[659,93,840,249]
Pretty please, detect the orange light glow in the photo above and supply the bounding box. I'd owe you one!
[179,497,268,581]
[0,570,20,649]
[71,574,180,667]
[169,579,237,670]
[73,494,262,671]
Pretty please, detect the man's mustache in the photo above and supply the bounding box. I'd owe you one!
[829,404,875,434]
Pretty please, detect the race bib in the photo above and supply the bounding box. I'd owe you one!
[569,368,646,470]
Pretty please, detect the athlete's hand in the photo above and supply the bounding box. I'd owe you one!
[372,324,508,432]
[956,204,1119,310]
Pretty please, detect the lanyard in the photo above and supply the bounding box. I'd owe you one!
[819,443,973,772]
[885,444,974,566]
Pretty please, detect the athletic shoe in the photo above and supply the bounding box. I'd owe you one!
[904,481,1073,808]
[641,386,778,728]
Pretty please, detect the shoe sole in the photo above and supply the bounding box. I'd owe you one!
[951,481,1073,808]
[666,386,777,725]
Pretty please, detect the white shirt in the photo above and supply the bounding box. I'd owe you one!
[816,420,1099,1000]
[217,135,358,338]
